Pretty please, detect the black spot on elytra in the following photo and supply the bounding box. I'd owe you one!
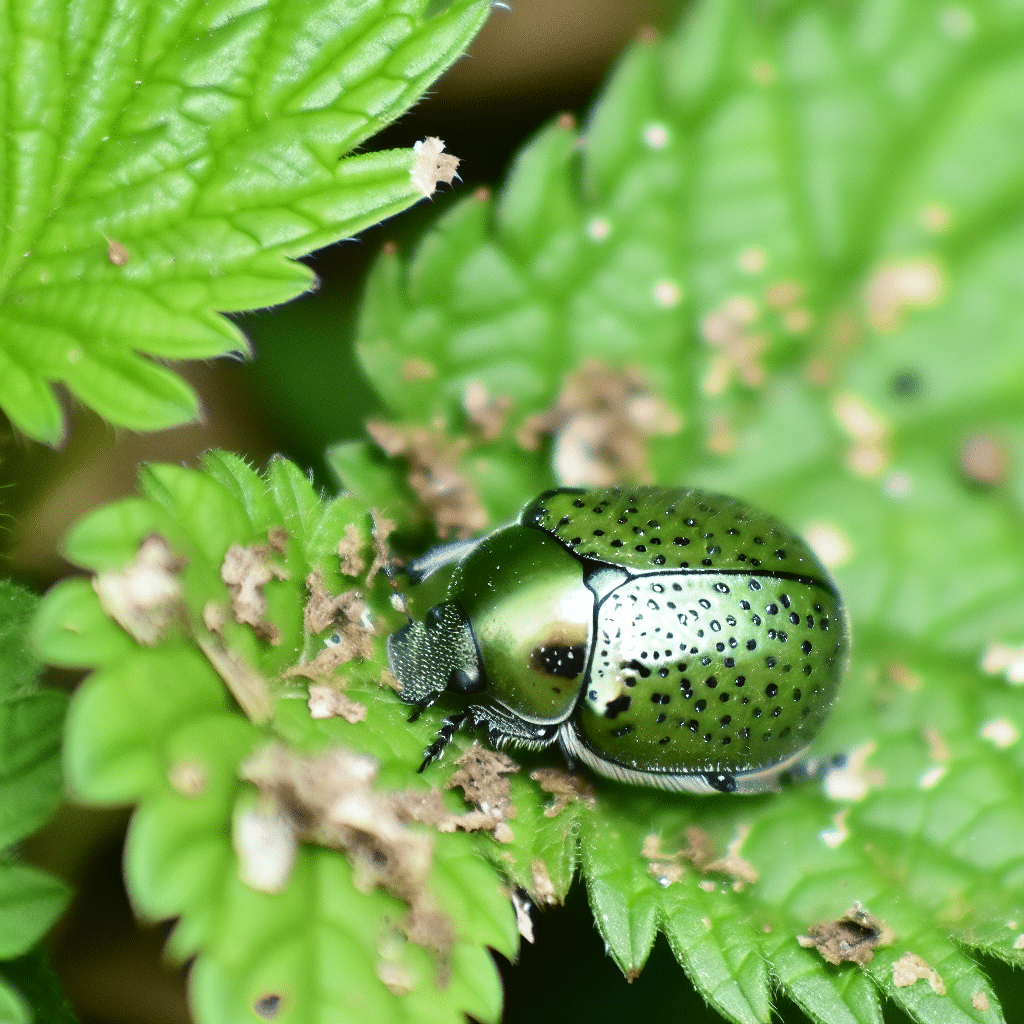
[604,695,632,719]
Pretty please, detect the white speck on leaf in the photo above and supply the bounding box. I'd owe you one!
[643,123,669,148]
[981,642,1024,684]
[233,800,298,894]
[864,257,944,332]
[825,741,884,801]
[737,247,766,274]
[586,217,611,241]
[652,279,682,307]
[410,137,460,198]
[820,808,850,848]
[980,717,1019,749]
[919,765,946,790]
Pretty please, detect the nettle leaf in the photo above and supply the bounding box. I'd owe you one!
[0,0,489,444]
[0,581,72,1014]
[337,1,1024,1022]
[33,454,516,1024]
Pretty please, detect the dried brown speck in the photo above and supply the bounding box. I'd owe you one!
[701,296,768,395]
[366,421,487,540]
[972,991,990,1012]
[308,684,367,723]
[93,534,184,645]
[463,380,512,441]
[106,238,130,265]
[474,186,491,203]
[683,824,758,886]
[529,767,595,817]
[531,859,556,905]
[960,434,1008,485]
[241,743,454,958]
[517,360,680,486]
[167,759,206,797]
[556,112,575,130]
[197,635,273,723]
[637,24,659,44]
[887,662,922,691]
[221,542,288,645]
[801,903,895,966]
[267,526,288,555]
[336,523,367,577]
[864,257,944,332]
[445,743,518,828]
[401,357,436,382]
[302,569,366,636]
[381,240,397,257]
[892,952,946,994]
[367,512,396,588]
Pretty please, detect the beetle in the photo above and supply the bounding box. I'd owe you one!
[387,486,848,794]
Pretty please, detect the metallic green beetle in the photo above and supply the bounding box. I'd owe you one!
[388,486,848,794]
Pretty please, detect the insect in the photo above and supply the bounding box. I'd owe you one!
[387,486,848,794]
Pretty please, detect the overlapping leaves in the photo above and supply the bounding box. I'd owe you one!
[0,581,71,1023]
[333,1,1024,1022]
[33,454,515,1024]
[0,0,489,444]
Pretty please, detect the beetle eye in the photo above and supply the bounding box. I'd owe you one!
[448,667,485,695]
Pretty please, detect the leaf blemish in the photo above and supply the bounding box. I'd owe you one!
[799,902,894,966]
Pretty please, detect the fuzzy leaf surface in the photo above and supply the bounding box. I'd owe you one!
[0,0,489,443]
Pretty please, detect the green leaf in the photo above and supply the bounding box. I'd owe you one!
[35,454,516,1024]
[344,1,1024,1022]
[0,948,80,1024]
[0,0,490,444]
[0,581,71,1015]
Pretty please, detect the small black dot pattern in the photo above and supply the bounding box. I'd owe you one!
[530,488,849,776]
[524,485,828,581]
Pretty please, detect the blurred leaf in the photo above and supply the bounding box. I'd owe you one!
[0,948,80,1024]
[0,0,490,444]
[0,581,71,1013]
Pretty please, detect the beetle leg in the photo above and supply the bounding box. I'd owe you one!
[419,711,470,772]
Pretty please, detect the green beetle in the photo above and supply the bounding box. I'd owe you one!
[388,486,848,794]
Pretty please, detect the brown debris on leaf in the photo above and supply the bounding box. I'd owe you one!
[367,420,487,539]
[220,539,288,645]
[892,952,946,995]
[106,237,130,265]
[196,633,274,724]
[93,534,185,645]
[517,359,681,486]
[463,380,512,441]
[960,433,1008,485]
[799,902,895,966]
[529,767,595,817]
[367,512,397,589]
[442,742,519,843]
[700,295,769,395]
[642,834,686,886]
[643,825,758,888]
[240,742,454,961]
[410,137,460,198]
[531,859,557,905]
[336,523,367,577]
[307,683,367,723]
[282,571,373,681]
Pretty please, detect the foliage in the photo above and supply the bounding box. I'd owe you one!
[0,581,73,1022]
[21,0,1024,1023]
[0,0,489,445]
